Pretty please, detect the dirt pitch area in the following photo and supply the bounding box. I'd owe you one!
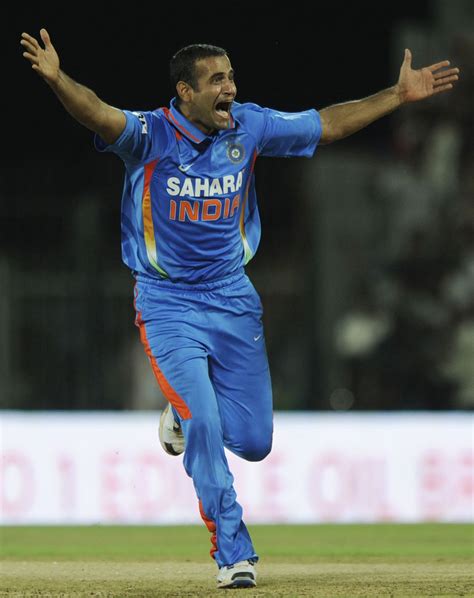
[1,560,473,597]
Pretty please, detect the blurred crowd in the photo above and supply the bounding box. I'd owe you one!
[334,33,474,410]
[1,27,472,412]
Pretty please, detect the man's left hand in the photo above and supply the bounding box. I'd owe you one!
[396,49,460,104]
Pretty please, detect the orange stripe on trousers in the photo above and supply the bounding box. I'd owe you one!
[199,499,218,560]
[134,291,192,420]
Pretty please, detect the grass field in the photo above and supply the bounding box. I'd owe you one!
[1,524,473,597]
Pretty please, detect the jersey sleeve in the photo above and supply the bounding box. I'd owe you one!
[94,110,171,163]
[236,103,321,158]
[258,106,322,158]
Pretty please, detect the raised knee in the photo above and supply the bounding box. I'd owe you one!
[242,438,272,462]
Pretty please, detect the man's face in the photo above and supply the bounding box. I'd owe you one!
[179,55,237,134]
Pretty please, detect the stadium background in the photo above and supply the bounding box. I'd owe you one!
[1,0,473,528]
[0,0,474,523]
[2,0,473,412]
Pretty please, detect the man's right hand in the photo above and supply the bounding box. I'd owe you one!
[21,28,126,144]
[21,29,60,86]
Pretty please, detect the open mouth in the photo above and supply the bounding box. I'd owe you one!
[215,100,232,119]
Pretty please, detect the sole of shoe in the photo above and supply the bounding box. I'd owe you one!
[218,579,256,589]
[217,574,257,589]
[159,406,183,456]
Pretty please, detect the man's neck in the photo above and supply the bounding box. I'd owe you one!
[176,101,215,136]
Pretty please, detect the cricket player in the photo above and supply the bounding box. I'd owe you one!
[21,28,459,589]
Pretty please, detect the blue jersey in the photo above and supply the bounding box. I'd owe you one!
[95,98,321,283]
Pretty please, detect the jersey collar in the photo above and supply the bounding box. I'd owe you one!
[166,97,237,144]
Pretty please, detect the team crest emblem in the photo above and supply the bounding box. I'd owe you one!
[226,142,245,164]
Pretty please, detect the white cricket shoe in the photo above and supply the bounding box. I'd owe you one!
[216,559,257,589]
[158,403,185,456]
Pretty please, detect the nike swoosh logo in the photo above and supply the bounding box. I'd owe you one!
[178,164,192,172]
[254,334,262,341]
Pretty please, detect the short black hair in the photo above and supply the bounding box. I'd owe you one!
[170,44,228,92]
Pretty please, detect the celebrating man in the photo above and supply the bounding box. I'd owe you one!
[21,28,459,589]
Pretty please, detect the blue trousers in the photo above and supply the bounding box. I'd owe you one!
[134,269,273,567]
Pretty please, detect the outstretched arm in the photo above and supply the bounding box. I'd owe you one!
[319,49,460,145]
[21,29,126,145]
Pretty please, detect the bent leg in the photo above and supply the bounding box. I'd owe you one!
[209,278,274,462]
[210,340,273,462]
